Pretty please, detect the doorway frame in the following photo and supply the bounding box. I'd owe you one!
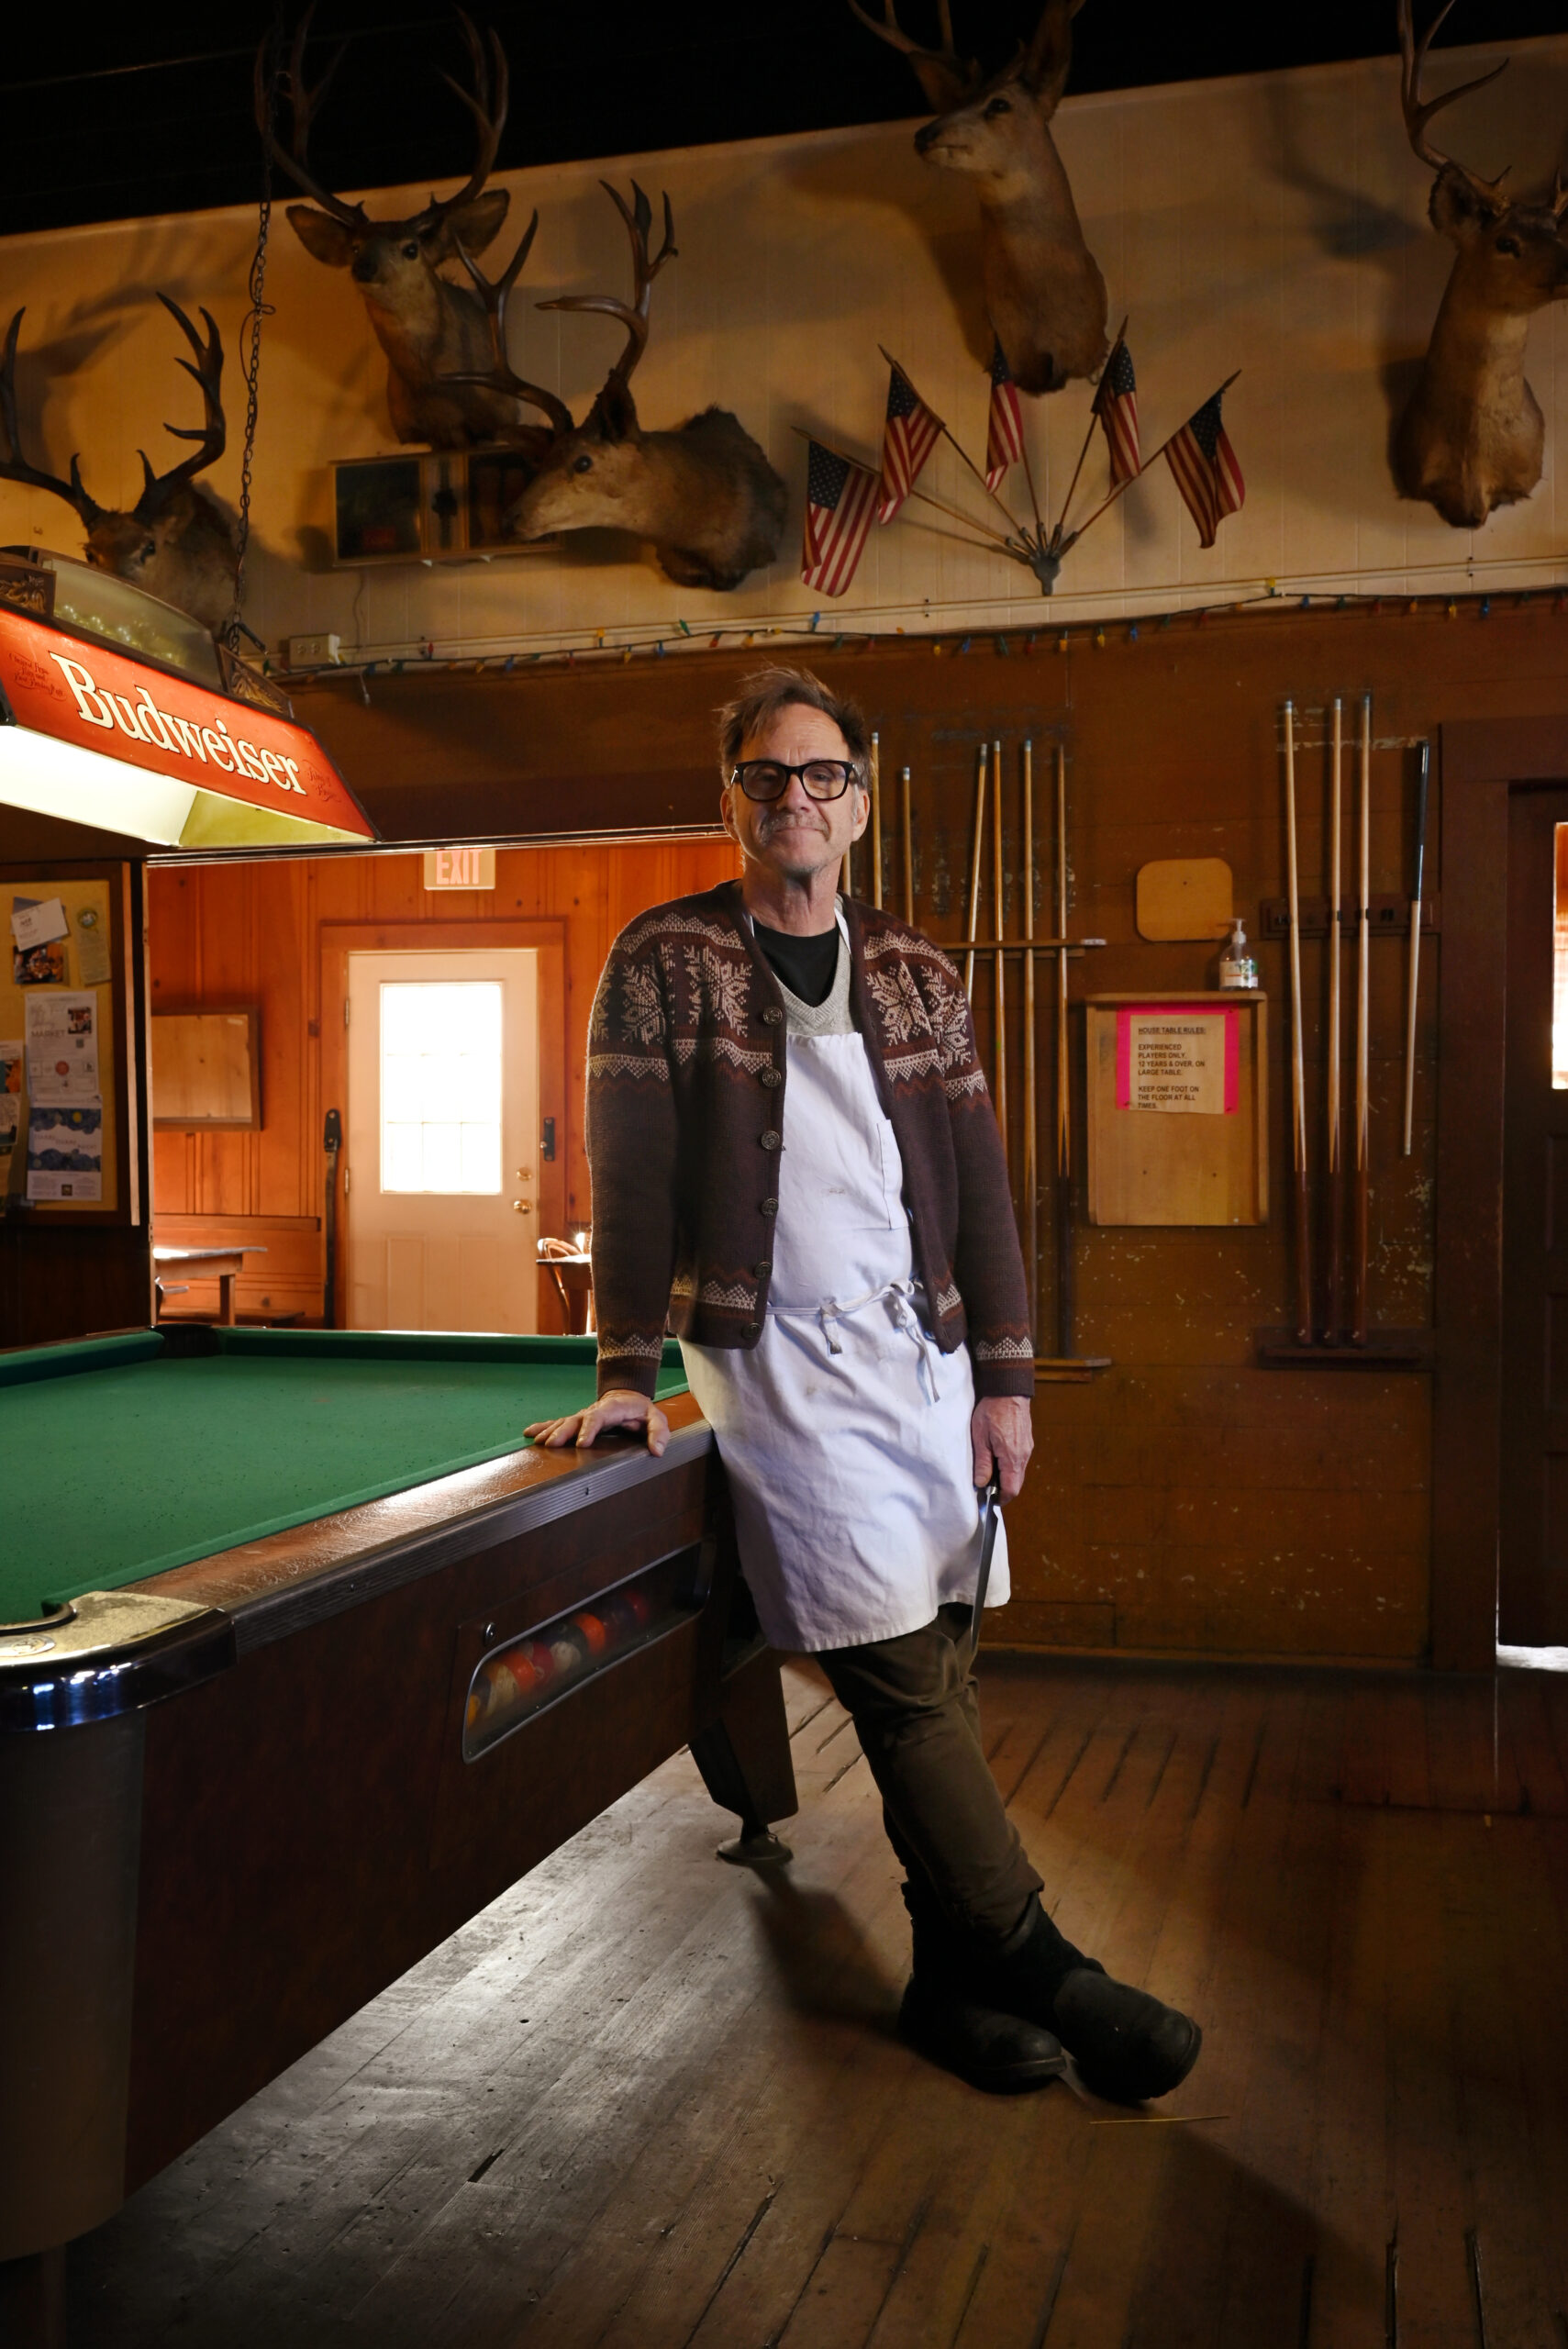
[321,919,568,1333]
[1434,716,1568,1668]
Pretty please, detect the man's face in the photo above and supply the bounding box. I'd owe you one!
[721,703,869,891]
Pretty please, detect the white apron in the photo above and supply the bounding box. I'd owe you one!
[680,920,1006,1654]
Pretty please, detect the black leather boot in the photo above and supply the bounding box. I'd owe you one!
[898,1883,1067,2095]
[973,1898,1202,2104]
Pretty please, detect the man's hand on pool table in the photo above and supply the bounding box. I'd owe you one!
[526,1388,671,1456]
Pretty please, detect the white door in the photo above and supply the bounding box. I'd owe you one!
[346,949,540,1332]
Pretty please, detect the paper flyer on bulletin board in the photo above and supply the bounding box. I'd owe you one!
[0,878,117,1212]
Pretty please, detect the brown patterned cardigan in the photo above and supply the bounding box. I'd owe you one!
[585,880,1035,1400]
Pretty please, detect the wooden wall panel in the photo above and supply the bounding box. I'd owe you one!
[149,840,739,1324]
[148,601,1568,1660]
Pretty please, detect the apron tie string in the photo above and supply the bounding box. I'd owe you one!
[796,1279,943,1403]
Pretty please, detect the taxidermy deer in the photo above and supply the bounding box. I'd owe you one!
[497,182,787,592]
[1394,0,1568,529]
[849,0,1107,393]
[259,8,570,451]
[0,295,238,637]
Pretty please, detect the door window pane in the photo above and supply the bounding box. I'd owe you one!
[380,982,502,1192]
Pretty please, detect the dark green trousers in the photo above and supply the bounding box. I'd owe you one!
[817,1603,1043,1945]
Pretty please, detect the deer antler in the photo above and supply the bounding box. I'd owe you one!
[539,181,677,406]
[254,6,366,229]
[132,295,226,522]
[1397,0,1510,202]
[0,308,103,526]
[447,212,575,433]
[425,9,510,225]
[845,0,978,108]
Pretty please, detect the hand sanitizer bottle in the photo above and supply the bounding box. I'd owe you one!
[1218,917,1258,990]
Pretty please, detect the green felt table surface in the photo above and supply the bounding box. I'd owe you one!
[0,1329,687,1622]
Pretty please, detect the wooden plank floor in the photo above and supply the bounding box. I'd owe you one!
[73,1657,1568,2349]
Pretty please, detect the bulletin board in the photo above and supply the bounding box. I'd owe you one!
[1085,993,1268,1226]
[0,874,127,1218]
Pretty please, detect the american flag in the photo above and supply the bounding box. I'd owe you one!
[1094,337,1140,486]
[877,363,943,523]
[801,440,881,597]
[984,340,1025,492]
[1164,387,1245,549]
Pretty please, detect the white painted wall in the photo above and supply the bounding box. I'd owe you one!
[2,33,1566,659]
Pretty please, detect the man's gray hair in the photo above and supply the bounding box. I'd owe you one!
[716,666,872,782]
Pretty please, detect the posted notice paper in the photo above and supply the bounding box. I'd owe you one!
[0,1040,20,1162]
[1116,1007,1239,1116]
[28,1105,102,1201]
[24,991,100,1103]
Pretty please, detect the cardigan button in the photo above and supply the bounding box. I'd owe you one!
[761,1007,784,1026]
[754,1261,772,1279]
[761,1197,779,1216]
[760,1067,782,1088]
[760,1130,781,1152]
[742,1319,762,1337]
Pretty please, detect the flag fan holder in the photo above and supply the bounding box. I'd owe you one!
[795,331,1242,602]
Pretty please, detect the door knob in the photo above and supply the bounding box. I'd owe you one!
[512,1199,533,1216]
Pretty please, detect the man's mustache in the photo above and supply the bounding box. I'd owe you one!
[756,807,829,834]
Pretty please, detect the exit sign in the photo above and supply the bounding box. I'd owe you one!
[423,848,495,891]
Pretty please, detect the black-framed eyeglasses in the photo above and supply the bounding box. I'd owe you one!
[728,758,862,803]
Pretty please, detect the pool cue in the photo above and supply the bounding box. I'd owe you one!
[323,1107,342,1330]
[1326,698,1344,1341]
[1402,740,1430,1156]
[1352,693,1372,1345]
[992,737,1008,1163]
[1284,699,1312,1346]
[964,740,989,999]
[1055,741,1074,1359]
[900,764,914,923]
[870,730,884,908]
[1023,740,1039,1333]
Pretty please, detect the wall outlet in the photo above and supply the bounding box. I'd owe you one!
[287,632,342,667]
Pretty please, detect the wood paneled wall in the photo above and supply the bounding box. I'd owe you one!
[152,599,1568,1662]
[149,839,738,1323]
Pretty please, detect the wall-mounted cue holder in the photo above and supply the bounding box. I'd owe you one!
[1257,896,1439,940]
[1085,992,1268,1226]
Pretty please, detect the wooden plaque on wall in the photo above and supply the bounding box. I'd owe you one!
[1085,992,1268,1226]
[151,1010,261,1129]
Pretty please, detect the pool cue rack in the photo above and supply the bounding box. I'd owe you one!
[1254,703,1433,1371]
[873,735,1112,1379]
[1258,897,1439,939]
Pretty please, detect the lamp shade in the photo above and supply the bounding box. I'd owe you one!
[0,606,374,852]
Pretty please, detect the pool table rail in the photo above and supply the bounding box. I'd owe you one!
[0,1590,235,1733]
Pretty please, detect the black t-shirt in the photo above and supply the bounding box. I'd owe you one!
[753,918,840,1008]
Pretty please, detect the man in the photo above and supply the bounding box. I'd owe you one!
[530,667,1199,2102]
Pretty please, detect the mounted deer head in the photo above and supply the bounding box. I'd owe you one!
[0,295,238,637]
[1393,0,1568,529]
[260,7,560,452]
[500,183,786,592]
[849,0,1107,393]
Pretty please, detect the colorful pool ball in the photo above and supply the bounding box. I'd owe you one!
[572,1609,607,1655]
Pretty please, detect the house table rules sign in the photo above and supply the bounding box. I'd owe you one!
[1087,994,1267,1226]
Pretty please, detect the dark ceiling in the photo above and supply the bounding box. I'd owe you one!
[4,3,1563,238]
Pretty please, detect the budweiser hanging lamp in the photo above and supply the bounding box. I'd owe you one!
[0,551,374,852]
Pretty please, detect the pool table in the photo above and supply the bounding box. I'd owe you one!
[0,1327,796,2346]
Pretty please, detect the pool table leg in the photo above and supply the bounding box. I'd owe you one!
[0,2247,66,2349]
[0,1713,143,2304]
[690,1646,798,1865]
